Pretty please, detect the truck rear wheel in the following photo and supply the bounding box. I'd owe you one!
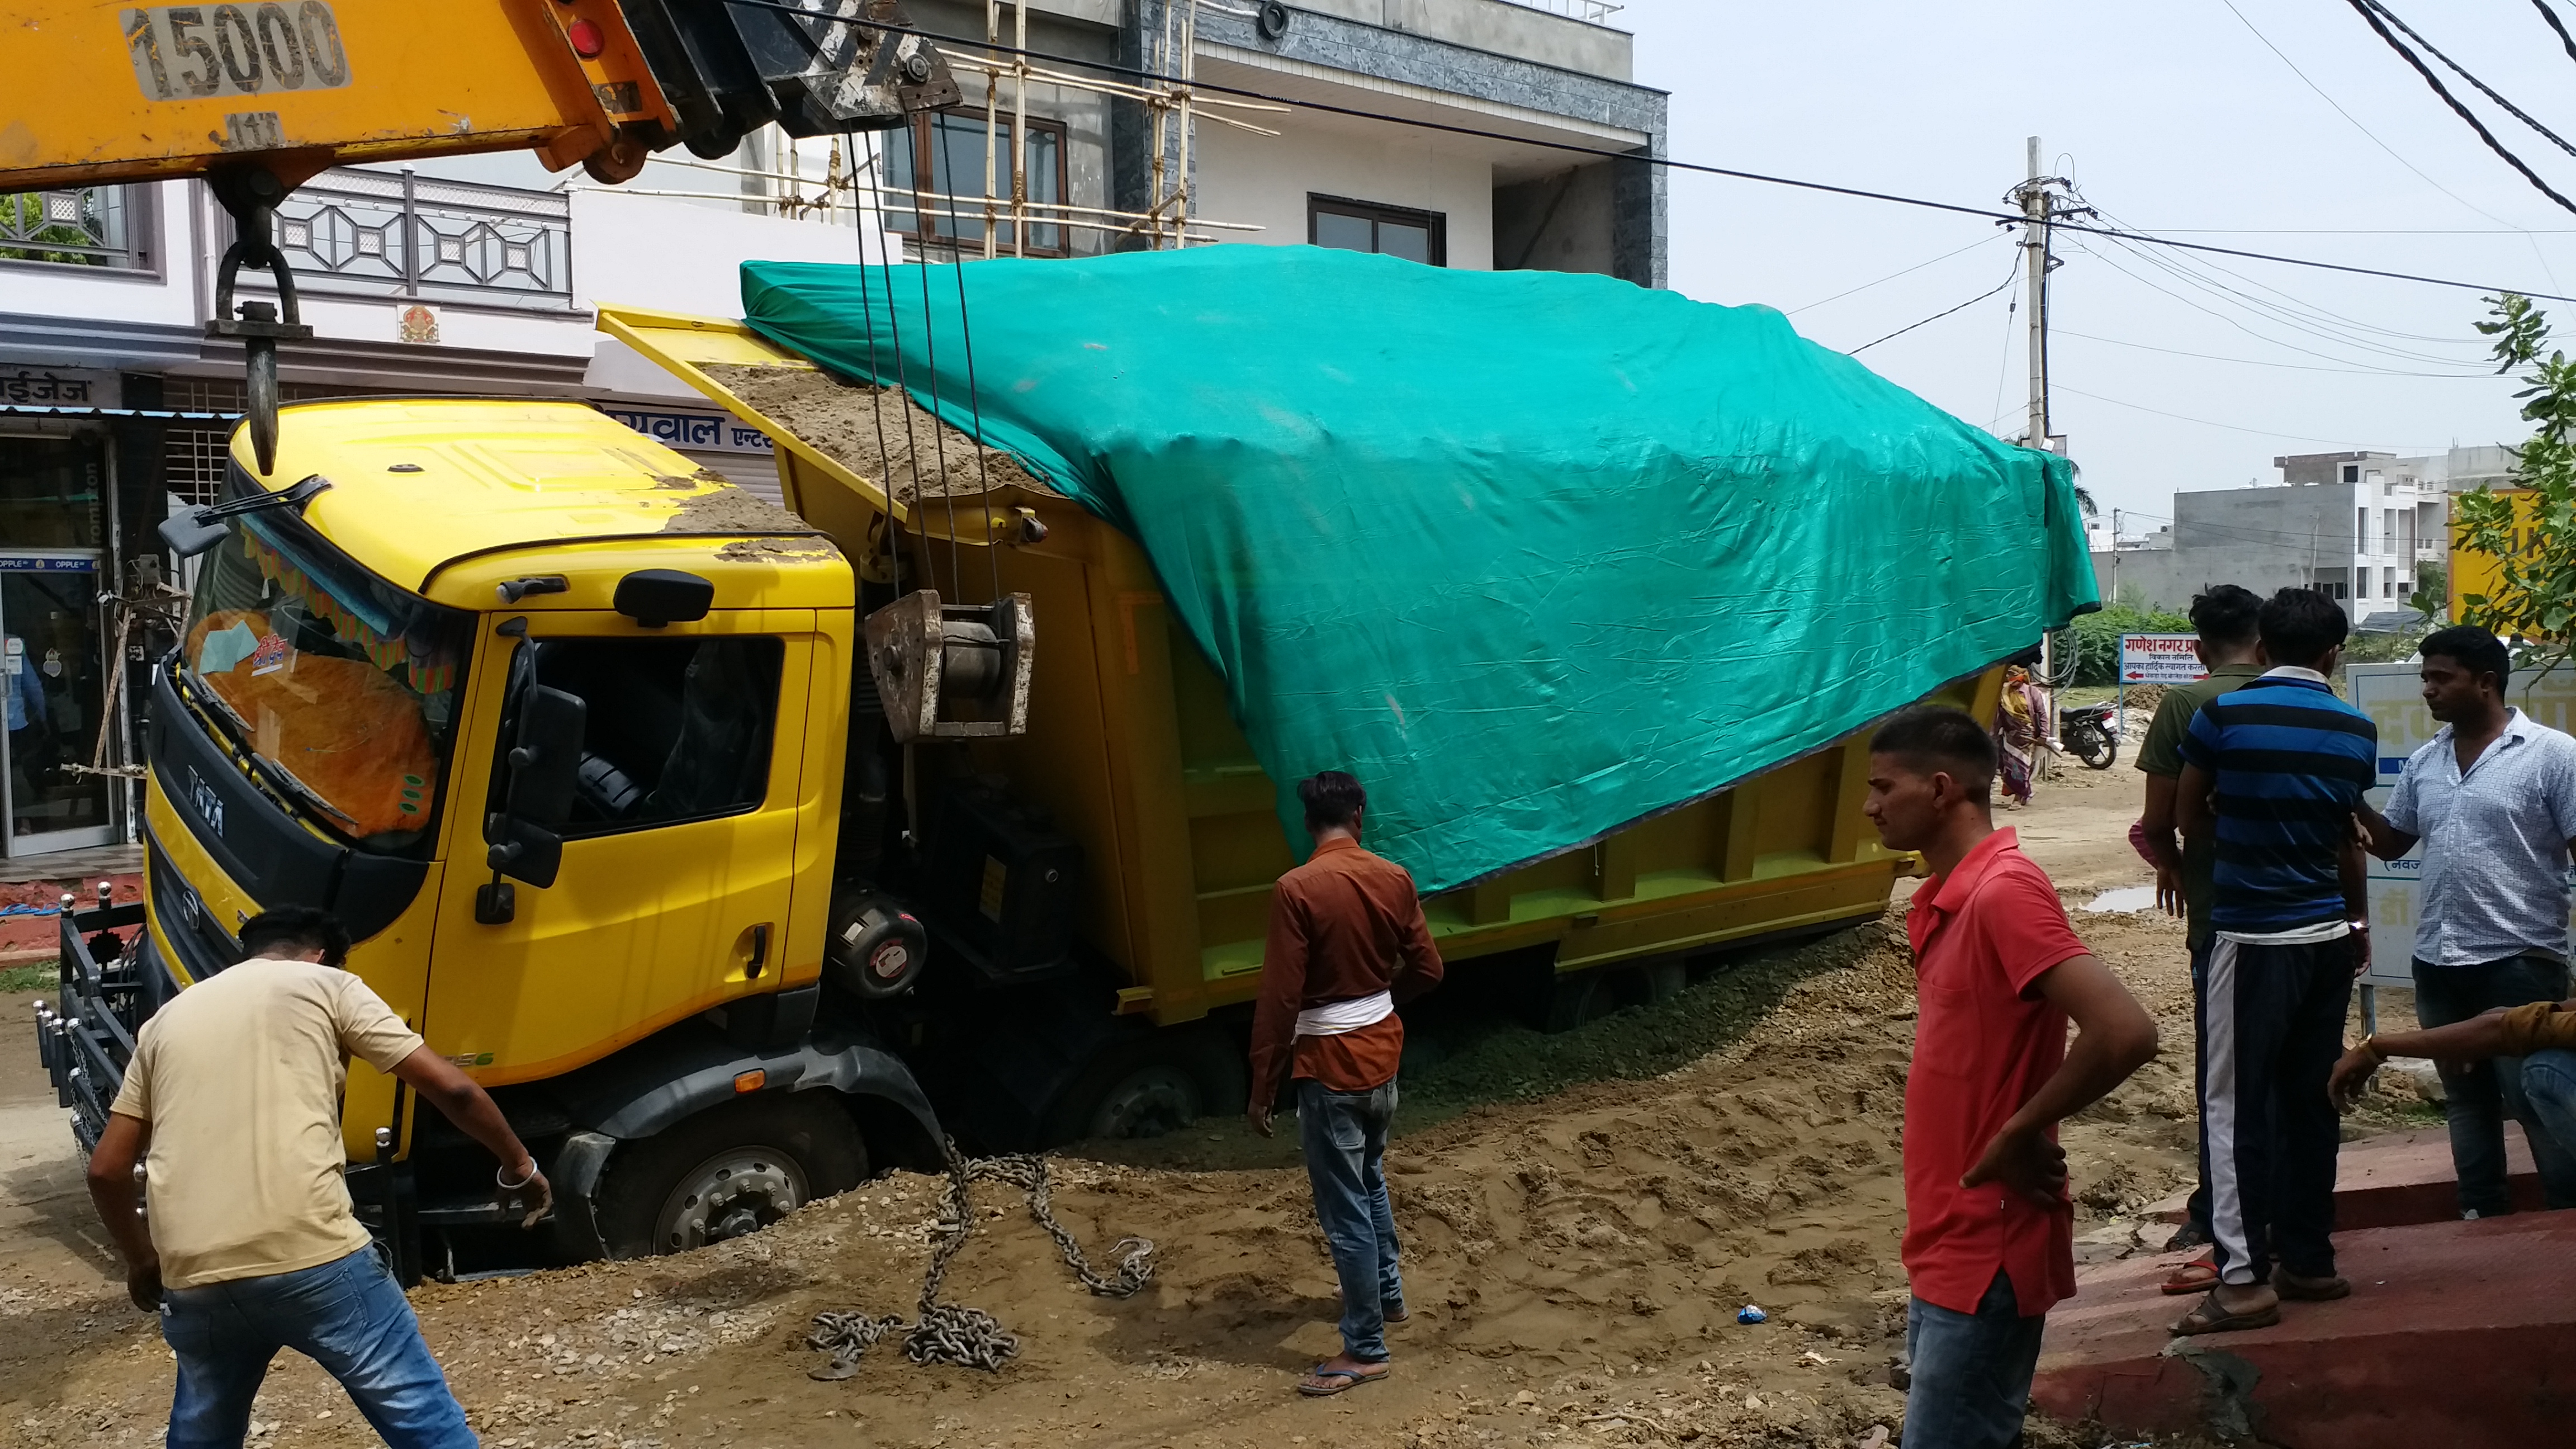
[1046,1027,1244,1144]
[594,1094,867,1258]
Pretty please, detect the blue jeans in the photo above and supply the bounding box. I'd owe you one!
[1296,1077,1405,1362]
[2413,955,2576,1215]
[1904,1271,2042,1449]
[160,1247,476,1449]
[2515,1048,2576,1169]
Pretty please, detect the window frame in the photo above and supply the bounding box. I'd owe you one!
[1307,193,1448,267]
[492,634,787,843]
[882,106,1076,259]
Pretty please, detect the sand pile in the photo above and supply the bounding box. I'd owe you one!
[704,363,1057,508]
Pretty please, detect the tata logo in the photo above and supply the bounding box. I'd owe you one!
[186,769,225,839]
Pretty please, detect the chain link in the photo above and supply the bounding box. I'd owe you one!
[808,1145,1154,1378]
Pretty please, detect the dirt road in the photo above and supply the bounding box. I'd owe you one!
[0,766,2389,1448]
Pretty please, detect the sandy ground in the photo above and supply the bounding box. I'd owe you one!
[0,763,2431,1449]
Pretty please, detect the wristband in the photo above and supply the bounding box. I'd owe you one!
[2358,1033,2388,1067]
[496,1160,539,1191]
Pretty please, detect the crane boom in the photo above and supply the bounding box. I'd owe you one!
[2,0,959,469]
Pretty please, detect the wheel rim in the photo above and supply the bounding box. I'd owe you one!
[652,1148,811,1253]
[1088,1065,1201,1140]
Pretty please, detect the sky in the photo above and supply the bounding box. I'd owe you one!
[1614,0,2576,533]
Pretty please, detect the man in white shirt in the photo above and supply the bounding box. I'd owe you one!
[2356,625,2576,1216]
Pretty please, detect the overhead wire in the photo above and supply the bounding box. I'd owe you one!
[2336,0,2576,217]
[2534,0,2576,69]
[2360,0,2576,162]
[2052,382,2439,449]
[2215,0,2537,233]
[1783,235,2000,315]
[2077,233,2492,365]
[1848,259,2023,354]
[718,0,2576,301]
[2051,326,2490,377]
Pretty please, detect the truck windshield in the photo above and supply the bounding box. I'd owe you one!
[178,512,471,845]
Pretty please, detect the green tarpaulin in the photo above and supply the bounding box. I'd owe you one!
[742,247,2096,892]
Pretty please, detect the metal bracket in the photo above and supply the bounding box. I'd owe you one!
[863,590,1034,742]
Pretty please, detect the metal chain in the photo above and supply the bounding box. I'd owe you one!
[807,1145,1154,1378]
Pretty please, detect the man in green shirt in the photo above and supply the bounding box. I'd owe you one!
[2134,583,2265,1285]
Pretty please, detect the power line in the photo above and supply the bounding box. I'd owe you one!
[2337,0,2576,217]
[1783,235,2000,315]
[2080,231,2491,365]
[2534,0,2576,70]
[721,0,2576,301]
[2362,0,2576,162]
[2069,235,2492,372]
[1849,259,2023,354]
[2217,0,2536,233]
[2052,327,2492,377]
[2053,381,2441,449]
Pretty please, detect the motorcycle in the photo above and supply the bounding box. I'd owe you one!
[2059,701,2119,770]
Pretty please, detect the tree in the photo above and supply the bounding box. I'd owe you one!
[2452,293,2576,651]
[2409,558,2447,622]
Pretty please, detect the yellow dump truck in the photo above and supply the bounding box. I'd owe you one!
[38,343,1996,1271]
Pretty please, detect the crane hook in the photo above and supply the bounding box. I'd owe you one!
[205,168,315,478]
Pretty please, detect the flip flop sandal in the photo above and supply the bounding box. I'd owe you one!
[2160,1255,2220,1296]
[2271,1268,2351,1301]
[2170,1290,2281,1337]
[1298,1363,1391,1397]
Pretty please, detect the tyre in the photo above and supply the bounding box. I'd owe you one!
[593,1093,867,1259]
[1045,1027,1245,1144]
[2070,723,2118,770]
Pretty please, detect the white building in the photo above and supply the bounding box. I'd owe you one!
[2089,449,2459,617]
[0,1,1665,864]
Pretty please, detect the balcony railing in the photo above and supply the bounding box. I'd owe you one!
[1,186,152,270]
[1501,0,1625,22]
[261,168,574,311]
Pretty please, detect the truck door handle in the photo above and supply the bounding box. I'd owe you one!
[745,923,771,979]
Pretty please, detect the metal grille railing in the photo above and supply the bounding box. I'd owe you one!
[1498,0,1624,22]
[0,186,150,269]
[260,168,574,311]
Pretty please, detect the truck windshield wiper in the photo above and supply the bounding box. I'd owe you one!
[159,473,332,559]
[174,673,360,833]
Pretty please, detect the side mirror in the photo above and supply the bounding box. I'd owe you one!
[158,510,231,560]
[503,684,585,823]
[483,683,585,898]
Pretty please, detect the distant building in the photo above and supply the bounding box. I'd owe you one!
[2092,450,2459,614]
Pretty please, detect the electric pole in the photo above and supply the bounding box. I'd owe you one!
[2014,135,2054,453]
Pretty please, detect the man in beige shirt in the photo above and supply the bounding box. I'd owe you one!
[86,907,550,1448]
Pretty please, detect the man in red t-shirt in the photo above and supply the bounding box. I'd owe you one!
[1865,706,2159,1449]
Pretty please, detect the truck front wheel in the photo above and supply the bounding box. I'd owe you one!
[594,1094,868,1258]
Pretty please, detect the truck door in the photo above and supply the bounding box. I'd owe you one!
[425,612,813,1081]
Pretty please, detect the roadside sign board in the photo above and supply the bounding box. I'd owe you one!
[2348,660,2576,991]
[2118,633,2205,684]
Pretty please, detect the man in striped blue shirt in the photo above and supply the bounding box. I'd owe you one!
[2171,588,2376,1336]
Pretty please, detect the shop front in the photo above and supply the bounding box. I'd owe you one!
[1,433,122,858]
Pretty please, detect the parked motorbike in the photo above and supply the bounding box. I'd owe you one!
[2059,701,2119,770]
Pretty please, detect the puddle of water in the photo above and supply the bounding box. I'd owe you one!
[2083,884,2158,913]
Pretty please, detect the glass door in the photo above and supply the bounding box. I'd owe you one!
[1,552,115,858]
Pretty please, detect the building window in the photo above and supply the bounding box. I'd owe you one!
[2356,569,2370,599]
[879,109,1071,257]
[2341,463,2360,484]
[1309,195,1447,266]
[0,185,153,271]
[2356,507,2370,552]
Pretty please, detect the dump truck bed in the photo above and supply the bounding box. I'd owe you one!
[602,306,1990,1024]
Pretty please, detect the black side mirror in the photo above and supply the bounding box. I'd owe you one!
[614,570,713,628]
[483,683,585,902]
[504,684,585,823]
[159,510,231,559]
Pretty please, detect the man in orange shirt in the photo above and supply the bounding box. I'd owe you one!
[1248,770,1446,1398]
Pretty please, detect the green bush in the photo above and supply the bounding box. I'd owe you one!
[2067,604,2193,686]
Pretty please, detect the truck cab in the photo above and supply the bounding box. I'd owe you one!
[49,396,943,1270]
